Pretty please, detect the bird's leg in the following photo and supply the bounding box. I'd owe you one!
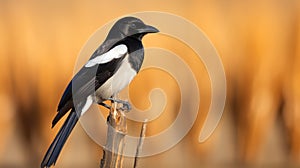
[107,97,131,112]
[98,102,111,110]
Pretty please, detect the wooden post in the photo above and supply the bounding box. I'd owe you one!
[100,102,127,168]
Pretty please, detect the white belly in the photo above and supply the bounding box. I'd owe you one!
[95,55,137,101]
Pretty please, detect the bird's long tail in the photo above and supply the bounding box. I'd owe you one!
[41,110,78,168]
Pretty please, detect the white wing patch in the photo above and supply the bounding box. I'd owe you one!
[85,44,128,67]
[81,95,93,116]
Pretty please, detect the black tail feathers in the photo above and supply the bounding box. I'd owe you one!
[41,110,78,168]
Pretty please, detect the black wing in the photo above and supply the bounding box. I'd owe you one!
[52,43,127,127]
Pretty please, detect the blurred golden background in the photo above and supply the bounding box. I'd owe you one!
[0,0,300,167]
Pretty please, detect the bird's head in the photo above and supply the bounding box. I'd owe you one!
[108,17,159,40]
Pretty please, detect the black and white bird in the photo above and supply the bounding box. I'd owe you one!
[41,17,159,168]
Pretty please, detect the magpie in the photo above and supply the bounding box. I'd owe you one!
[41,17,159,168]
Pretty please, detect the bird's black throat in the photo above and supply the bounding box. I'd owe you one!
[123,36,145,73]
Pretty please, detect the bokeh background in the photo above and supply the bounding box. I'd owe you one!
[1,0,300,167]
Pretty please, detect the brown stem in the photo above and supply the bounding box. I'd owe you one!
[100,102,127,168]
[133,121,147,168]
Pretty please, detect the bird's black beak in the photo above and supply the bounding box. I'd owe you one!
[138,25,159,34]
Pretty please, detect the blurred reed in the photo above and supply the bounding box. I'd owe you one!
[0,0,299,167]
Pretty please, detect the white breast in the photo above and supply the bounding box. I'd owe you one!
[95,55,137,100]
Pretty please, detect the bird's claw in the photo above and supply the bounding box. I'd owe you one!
[108,98,131,112]
[118,101,131,112]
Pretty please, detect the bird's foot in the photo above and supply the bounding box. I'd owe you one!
[107,98,131,112]
[98,102,111,110]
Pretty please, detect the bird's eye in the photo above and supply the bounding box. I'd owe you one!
[130,23,137,28]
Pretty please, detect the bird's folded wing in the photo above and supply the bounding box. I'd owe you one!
[53,44,128,127]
